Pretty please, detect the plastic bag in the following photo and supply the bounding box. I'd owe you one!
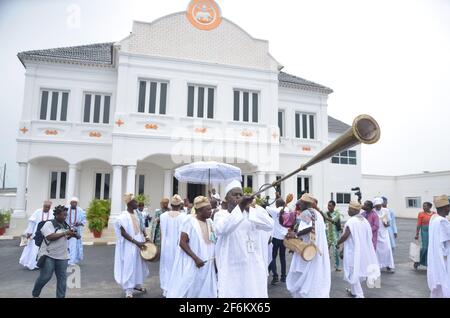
[409,241,420,263]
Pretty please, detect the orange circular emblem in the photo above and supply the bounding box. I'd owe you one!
[186,0,222,31]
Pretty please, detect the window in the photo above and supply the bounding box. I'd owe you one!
[39,89,69,121]
[336,193,351,204]
[136,175,145,195]
[297,176,311,199]
[187,85,215,119]
[406,197,421,208]
[49,171,67,199]
[332,150,357,165]
[241,175,253,190]
[94,173,110,200]
[233,90,259,123]
[83,93,111,124]
[275,175,282,194]
[295,113,315,139]
[278,111,285,137]
[138,80,168,114]
[172,177,179,196]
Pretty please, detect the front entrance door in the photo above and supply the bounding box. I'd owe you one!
[187,183,206,203]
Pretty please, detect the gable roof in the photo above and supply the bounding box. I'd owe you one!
[18,42,115,67]
[328,116,351,133]
[279,71,333,94]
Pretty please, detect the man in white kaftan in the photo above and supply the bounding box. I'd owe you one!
[65,197,86,265]
[114,193,149,298]
[214,180,274,298]
[373,197,395,272]
[427,195,450,298]
[286,193,331,298]
[19,201,54,270]
[337,201,380,298]
[159,194,186,296]
[166,196,217,298]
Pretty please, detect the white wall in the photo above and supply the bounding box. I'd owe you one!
[363,171,450,218]
[0,194,15,210]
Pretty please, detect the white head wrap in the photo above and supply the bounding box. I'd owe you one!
[224,179,242,195]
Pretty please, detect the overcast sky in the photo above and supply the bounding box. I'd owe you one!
[1,0,449,187]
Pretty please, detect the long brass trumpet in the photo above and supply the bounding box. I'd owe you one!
[253,114,381,197]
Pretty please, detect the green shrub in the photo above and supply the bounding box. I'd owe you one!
[86,199,111,231]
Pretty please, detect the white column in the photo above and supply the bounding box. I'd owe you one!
[163,170,172,198]
[126,165,136,194]
[256,172,266,197]
[110,165,123,221]
[268,173,277,201]
[13,162,28,218]
[66,164,78,201]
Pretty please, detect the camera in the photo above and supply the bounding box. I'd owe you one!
[351,187,360,191]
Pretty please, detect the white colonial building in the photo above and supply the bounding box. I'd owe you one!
[12,11,361,229]
[363,171,450,219]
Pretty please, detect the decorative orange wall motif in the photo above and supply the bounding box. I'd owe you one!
[145,123,158,130]
[45,130,58,136]
[302,146,311,152]
[194,127,207,134]
[89,131,102,138]
[186,0,222,31]
[19,127,29,134]
[115,119,124,127]
[241,130,254,137]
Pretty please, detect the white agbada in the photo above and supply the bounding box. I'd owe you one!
[427,214,450,298]
[343,214,380,295]
[19,209,54,270]
[159,210,186,296]
[214,204,274,298]
[114,211,149,290]
[166,215,217,298]
[374,208,394,269]
[286,209,331,298]
[66,206,86,265]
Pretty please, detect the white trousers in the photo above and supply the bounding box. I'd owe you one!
[351,280,364,298]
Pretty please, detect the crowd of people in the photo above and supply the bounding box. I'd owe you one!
[19,181,450,299]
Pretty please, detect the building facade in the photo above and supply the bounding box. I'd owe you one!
[13,12,361,225]
[363,171,450,219]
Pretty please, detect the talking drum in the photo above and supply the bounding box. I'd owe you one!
[283,238,317,262]
[140,242,160,262]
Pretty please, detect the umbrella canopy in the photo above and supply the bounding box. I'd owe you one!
[174,161,242,185]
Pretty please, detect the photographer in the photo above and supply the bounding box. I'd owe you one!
[32,205,77,298]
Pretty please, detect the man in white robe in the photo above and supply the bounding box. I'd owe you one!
[427,195,450,298]
[373,197,395,272]
[159,194,186,297]
[114,193,150,298]
[337,201,380,298]
[65,197,86,266]
[19,200,54,270]
[214,180,274,298]
[166,196,217,298]
[286,193,331,298]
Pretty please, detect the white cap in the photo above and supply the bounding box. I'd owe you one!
[373,197,383,205]
[70,197,79,203]
[225,179,242,195]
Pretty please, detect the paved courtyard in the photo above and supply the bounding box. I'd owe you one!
[0,218,429,298]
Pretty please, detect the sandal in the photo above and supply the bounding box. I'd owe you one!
[125,292,133,298]
[134,287,147,293]
[346,288,356,298]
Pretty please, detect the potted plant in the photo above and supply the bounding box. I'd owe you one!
[135,194,149,206]
[86,199,110,238]
[1,210,11,229]
[243,187,253,195]
[0,213,6,236]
